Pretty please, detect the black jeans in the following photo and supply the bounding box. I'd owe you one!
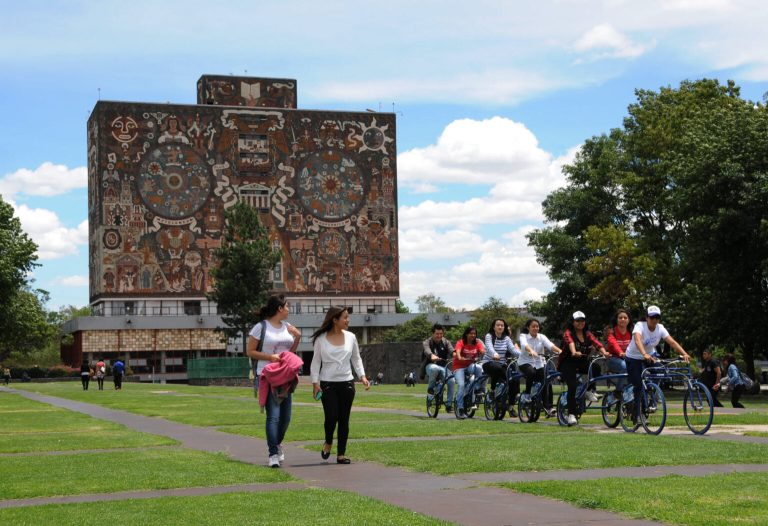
[626,357,646,420]
[114,374,123,390]
[559,358,600,416]
[731,385,745,408]
[81,375,90,390]
[701,382,723,407]
[320,380,356,456]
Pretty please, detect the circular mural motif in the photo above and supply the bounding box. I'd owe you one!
[103,229,122,250]
[296,150,366,221]
[363,127,385,150]
[137,145,212,219]
[318,231,348,260]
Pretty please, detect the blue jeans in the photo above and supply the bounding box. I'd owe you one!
[607,357,627,391]
[262,381,292,456]
[454,363,481,406]
[426,363,454,404]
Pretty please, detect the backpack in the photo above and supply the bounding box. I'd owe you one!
[251,320,267,398]
[740,371,756,393]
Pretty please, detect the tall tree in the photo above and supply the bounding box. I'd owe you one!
[0,287,54,361]
[207,202,281,354]
[394,299,410,313]
[470,296,527,338]
[529,79,768,374]
[0,196,41,360]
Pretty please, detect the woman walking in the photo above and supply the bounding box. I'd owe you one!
[80,361,91,390]
[311,306,370,464]
[246,294,301,468]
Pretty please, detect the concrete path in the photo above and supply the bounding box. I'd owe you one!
[9,387,765,525]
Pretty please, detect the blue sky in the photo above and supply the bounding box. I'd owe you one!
[1,0,767,311]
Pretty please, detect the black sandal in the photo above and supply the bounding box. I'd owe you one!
[336,457,351,464]
[321,444,331,460]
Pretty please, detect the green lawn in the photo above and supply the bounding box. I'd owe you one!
[0,448,291,500]
[504,472,768,526]
[338,432,768,475]
[0,392,176,453]
[0,489,452,525]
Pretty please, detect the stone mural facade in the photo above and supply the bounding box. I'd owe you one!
[88,76,398,304]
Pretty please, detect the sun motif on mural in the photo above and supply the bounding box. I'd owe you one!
[137,145,213,219]
[352,118,394,154]
[296,150,366,221]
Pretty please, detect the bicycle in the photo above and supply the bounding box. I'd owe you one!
[618,362,668,435]
[518,355,562,423]
[646,359,713,435]
[426,362,454,418]
[556,355,629,428]
[455,365,487,419]
[484,359,523,421]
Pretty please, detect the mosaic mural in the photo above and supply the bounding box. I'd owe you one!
[196,75,297,108]
[88,91,398,302]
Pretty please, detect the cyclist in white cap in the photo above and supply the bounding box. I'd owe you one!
[625,305,690,423]
[559,311,609,425]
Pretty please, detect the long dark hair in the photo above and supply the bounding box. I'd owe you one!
[311,306,348,343]
[611,309,631,328]
[487,318,509,344]
[461,326,478,345]
[565,319,591,339]
[521,318,540,335]
[259,294,287,319]
[722,353,737,369]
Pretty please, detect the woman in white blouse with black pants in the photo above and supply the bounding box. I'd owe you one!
[311,306,370,464]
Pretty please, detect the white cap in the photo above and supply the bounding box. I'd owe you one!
[572,311,586,320]
[647,305,661,317]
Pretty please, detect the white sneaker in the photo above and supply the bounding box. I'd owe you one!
[566,414,578,425]
[585,391,599,402]
[277,445,285,462]
[268,454,280,468]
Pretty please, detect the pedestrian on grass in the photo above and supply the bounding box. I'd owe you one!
[2,366,10,386]
[700,348,724,407]
[95,358,106,390]
[113,358,125,390]
[721,354,746,409]
[246,294,302,468]
[311,306,370,464]
[80,361,91,390]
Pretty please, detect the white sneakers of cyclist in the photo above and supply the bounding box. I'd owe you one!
[585,391,600,402]
[566,414,578,425]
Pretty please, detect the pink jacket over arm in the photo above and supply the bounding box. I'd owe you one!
[258,352,303,408]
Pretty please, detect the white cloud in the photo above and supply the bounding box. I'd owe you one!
[0,162,87,200]
[12,203,88,260]
[509,287,546,307]
[661,0,732,12]
[572,24,653,60]
[52,275,89,287]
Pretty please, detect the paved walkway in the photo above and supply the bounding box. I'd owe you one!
[5,388,765,525]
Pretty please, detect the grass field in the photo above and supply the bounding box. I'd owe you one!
[504,472,768,526]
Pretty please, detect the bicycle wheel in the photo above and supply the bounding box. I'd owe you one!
[518,394,533,423]
[640,383,667,435]
[426,391,440,418]
[619,400,639,432]
[601,391,620,428]
[556,391,569,426]
[683,381,713,435]
[484,391,495,420]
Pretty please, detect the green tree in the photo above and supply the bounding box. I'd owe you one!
[470,296,527,339]
[415,293,452,313]
[0,197,41,361]
[528,79,768,374]
[206,202,281,354]
[395,299,410,313]
[0,287,55,362]
[381,314,432,343]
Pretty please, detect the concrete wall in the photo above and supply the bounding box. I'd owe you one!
[360,342,422,385]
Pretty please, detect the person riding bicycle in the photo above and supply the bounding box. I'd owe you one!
[453,326,485,419]
[519,318,562,417]
[421,323,455,412]
[559,311,609,425]
[482,319,521,416]
[605,309,631,395]
[625,305,690,423]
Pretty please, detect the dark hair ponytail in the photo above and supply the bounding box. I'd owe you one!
[259,294,287,320]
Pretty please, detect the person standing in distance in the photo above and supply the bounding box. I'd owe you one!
[246,294,301,468]
[311,306,370,464]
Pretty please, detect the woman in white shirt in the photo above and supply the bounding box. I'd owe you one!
[311,306,370,464]
[246,294,301,468]
[518,319,562,416]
